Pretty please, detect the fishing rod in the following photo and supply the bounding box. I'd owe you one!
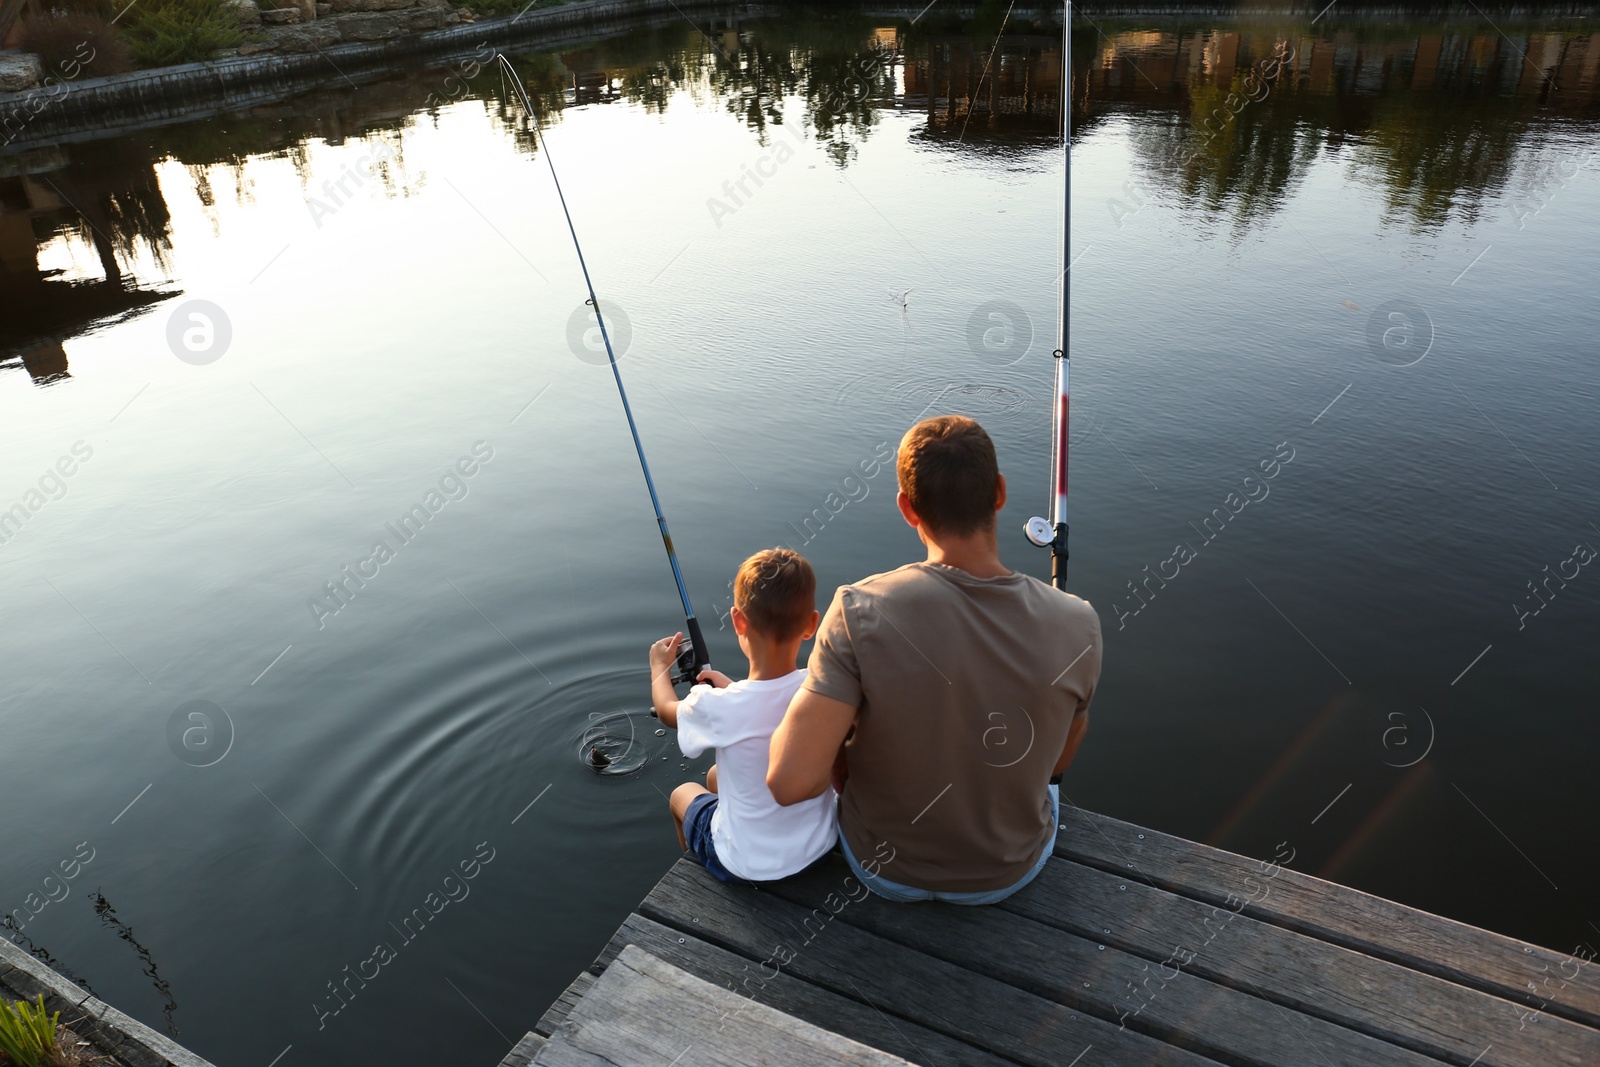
[496,53,712,690]
[1024,0,1071,591]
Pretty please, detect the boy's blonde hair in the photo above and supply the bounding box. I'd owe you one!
[734,548,816,640]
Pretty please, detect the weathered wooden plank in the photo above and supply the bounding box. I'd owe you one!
[1,936,213,1067]
[0,936,92,1010]
[598,912,1019,1067]
[1056,806,1600,1030]
[758,858,1452,1067]
[0,949,132,1063]
[78,998,215,1067]
[1003,854,1600,1067]
[535,971,596,1037]
[642,859,1228,1067]
[533,946,914,1066]
[498,1031,546,1067]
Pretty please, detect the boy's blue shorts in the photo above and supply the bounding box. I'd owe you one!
[682,793,742,883]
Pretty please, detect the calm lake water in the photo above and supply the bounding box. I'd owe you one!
[3,5,1600,1063]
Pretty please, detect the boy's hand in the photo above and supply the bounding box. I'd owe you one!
[831,740,850,794]
[649,632,683,675]
[649,632,685,729]
[696,668,732,689]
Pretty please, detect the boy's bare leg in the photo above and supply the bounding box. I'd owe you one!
[670,782,711,851]
[707,764,718,793]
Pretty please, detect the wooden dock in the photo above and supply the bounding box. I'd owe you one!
[0,934,213,1067]
[506,806,1600,1066]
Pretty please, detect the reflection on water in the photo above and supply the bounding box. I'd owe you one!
[0,911,99,997]
[93,891,180,1037]
[0,140,178,383]
[1095,23,1600,230]
[3,7,1599,1065]
[6,12,1600,382]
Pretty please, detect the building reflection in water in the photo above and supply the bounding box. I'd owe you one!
[907,32,1062,143]
[3,12,1597,388]
[1073,24,1600,228]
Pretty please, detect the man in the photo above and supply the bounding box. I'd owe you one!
[768,415,1102,904]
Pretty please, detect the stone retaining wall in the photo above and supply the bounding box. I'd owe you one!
[0,52,43,92]
[232,0,475,56]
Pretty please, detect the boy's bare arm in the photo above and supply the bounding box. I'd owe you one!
[648,633,685,727]
[769,688,856,806]
[649,634,732,729]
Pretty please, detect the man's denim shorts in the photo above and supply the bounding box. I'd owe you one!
[840,784,1060,905]
[683,793,743,883]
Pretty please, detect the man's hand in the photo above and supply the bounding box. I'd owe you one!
[769,688,857,806]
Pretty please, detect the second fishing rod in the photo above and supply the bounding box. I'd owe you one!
[497,53,711,694]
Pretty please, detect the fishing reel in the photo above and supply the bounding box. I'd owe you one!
[669,616,712,689]
[651,623,712,719]
[670,638,704,687]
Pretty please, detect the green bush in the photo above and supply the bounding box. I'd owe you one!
[0,995,60,1067]
[121,0,241,68]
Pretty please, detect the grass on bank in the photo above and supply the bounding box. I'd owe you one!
[0,995,99,1067]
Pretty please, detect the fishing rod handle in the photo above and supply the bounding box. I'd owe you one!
[671,615,712,686]
[1051,521,1070,591]
[1027,517,1070,589]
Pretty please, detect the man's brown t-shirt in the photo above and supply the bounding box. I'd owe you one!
[803,561,1102,893]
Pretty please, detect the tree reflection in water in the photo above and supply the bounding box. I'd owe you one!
[0,138,178,384]
[4,7,1598,382]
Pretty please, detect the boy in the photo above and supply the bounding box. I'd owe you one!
[649,548,837,883]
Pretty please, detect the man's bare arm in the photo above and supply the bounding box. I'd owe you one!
[768,688,857,806]
[1052,709,1089,777]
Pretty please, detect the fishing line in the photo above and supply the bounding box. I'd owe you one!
[496,53,712,686]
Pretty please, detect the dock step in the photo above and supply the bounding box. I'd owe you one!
[531,945,912,1066]
[497,1031,545,1067]
[519,805,1600,1067]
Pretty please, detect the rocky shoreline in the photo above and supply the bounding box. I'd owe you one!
[0,0,477,95]
[229,0,478,58]
[0,0,743,149]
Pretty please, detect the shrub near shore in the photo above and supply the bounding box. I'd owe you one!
[15,0,239,74]
[122,0,243,67]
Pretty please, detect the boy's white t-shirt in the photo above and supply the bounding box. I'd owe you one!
[676,669,838,881]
